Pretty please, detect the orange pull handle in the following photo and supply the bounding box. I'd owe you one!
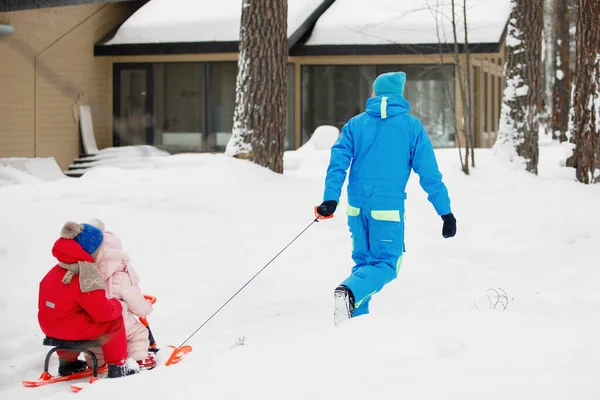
[143,294,157,304]
[314,206,334,220]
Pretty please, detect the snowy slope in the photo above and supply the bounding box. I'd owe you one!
[1,141,600,399]
[105,0,327,45]
[306,0,511,46]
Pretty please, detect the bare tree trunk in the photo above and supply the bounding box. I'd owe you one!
[569,0,600,183]
[551,0,571,142]
[463,0,475,168]
[493,0,543,174]
[226,0,288,174]
[429,0,465,173]
[451,0,474,175]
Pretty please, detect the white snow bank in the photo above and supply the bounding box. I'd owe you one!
[0,158,66,187]
[105,0,327,45]
[1,142,600,400]
[0,166,42,187]
[297,125,340,151]
[306,0,511,46]
[284,125,339,172]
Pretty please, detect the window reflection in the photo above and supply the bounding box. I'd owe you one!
[117,62,294,153]
[301,64,455,148]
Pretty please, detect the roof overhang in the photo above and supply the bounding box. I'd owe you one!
[290,42,503,57]
[95,41,239,56]
[95,0,335,57]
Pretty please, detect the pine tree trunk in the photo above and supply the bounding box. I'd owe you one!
[226,0,288,174]
[570,0,600,183]
[551,0,571,142]
[494,0,543,174]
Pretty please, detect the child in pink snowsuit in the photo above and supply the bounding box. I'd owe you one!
[88,220,155,369]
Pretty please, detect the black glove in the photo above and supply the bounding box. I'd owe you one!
[316,200,337,217]
[441,213,456,238]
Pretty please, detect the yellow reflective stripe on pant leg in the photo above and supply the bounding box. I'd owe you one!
[345,204,360,216]
[371,210,401,222]
[396,254,403,274]
[346,205,359,252]
[354,291,377,309]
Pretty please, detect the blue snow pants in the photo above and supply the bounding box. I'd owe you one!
[340,198,405,317]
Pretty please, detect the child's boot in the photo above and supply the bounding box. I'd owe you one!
[137,353,157,370]
[58,359,88,376]
[107,358,140,378]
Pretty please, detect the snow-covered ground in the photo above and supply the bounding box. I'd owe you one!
[1,138,599,399]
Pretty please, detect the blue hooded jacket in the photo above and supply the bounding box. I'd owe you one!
[323,93,451,216]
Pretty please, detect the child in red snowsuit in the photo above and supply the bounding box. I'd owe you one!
[38,222,139,378]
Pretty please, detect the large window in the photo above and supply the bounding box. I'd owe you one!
[206,63,236,152]
[153,62,234,153]
[114,64,153,147]
[115,62,294,153]
[301,65,377,144]
[286,64,295,149]
[154,63,207,152]
[301,64,455,148]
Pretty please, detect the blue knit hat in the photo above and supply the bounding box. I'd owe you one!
[373,72,406,96]
[61,222,104,257]
[75,224,104,256]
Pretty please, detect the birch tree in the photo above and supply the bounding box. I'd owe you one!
[226,0,288,173]
[568,0,600,183]
[493,0,544,174]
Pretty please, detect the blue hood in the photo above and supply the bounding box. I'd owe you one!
[365,94,410,119]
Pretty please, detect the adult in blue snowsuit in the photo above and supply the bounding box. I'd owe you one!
[316,72,457,325]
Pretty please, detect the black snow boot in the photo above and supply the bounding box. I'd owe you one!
[58,359,88,376]
[107,359,140,379]
[333,285,355,326]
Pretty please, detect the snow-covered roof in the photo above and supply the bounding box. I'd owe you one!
[304,0,511,47]
[104,0,329,46]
